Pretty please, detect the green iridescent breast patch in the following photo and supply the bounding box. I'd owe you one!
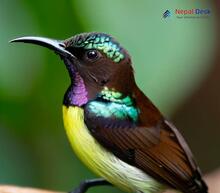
[73,33,125,63]
[87,87,139,122]
[87,101,139,122]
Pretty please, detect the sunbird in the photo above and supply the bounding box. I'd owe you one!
[11,32,208,193]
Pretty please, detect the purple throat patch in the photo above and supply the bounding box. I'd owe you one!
[70,72,88,106]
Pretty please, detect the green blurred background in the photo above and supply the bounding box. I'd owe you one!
[0,0,219,192]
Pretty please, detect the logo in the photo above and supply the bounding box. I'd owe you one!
[163,8,211,19]
[163,10,171,18]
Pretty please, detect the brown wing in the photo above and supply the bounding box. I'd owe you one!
[84,88,208,193]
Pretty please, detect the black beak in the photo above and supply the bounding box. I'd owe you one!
[10,36,75,59]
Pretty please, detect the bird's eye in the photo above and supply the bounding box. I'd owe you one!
[86,50,100,60]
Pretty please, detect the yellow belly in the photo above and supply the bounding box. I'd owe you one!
[62,105,165,193]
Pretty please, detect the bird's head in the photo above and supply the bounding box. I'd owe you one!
[10,32,135,106]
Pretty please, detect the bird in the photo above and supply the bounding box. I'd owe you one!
[10,32,208,193]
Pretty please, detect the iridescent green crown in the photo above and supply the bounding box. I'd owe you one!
[71,33,125,63]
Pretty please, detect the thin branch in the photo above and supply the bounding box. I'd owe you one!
[0,185,63,193]
[0,170,220,193]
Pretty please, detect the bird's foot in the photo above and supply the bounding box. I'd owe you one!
[69,178,112,193]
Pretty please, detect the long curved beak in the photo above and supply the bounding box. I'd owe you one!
[10,36,75,59]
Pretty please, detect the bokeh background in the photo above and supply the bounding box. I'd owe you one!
[0,0,219,192]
